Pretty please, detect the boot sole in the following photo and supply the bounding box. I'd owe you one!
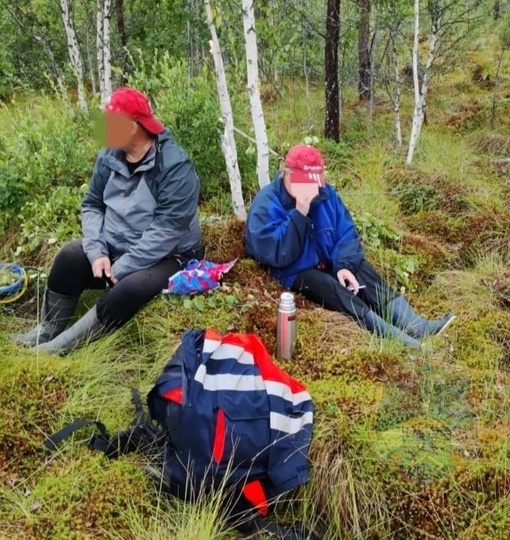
[436,315,457,337]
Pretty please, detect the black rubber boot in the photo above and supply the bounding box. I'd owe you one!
[11,289,79,347]
[34,306,108,356]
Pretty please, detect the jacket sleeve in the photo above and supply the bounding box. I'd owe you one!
[81,151,110,265]
[111,155,200,281]
[246,195,310,269]
[330,191,365,274]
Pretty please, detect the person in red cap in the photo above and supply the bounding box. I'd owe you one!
[13,87,202,354]
[246,144,455,348]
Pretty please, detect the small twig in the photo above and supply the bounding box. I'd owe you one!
[218,118,281,158]
[492,158,510,166]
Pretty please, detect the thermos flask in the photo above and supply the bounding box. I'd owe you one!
[276,292,297,360]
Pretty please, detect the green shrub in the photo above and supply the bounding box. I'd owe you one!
[391,182,441,215]
[353,211,400,249]
[0,100,97,232]
[15,184,85,257]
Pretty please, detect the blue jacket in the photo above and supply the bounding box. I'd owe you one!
[246,173,365,288]
[148,329,313,497]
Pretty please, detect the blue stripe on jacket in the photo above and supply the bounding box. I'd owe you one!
[245,173,365,288]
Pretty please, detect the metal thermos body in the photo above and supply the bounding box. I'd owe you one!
[276,292,297,360]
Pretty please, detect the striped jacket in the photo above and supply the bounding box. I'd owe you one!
[148,329,313,510]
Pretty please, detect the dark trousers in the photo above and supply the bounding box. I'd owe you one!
[293,260,398,325]
[47,240,189,329]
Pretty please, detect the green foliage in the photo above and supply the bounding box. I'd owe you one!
[0,268,18,287]
[166,290,239,312]
[498,13,510,49]
[392,182,441,215]
[16,185,85,256]
[383,250,420,292]
[353,211,400,249]
[0,101,96,233]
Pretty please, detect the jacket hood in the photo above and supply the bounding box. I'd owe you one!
[156,127,173,147]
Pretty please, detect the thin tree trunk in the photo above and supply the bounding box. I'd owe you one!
[407,0,421,165]
[389,18,402,146]
[407,2,440,165]
[303,30,311,118]
[103,0,112,97]
[242,0,270,189]
[493,0,501,20]
[58,0,88,111]
[97,0,105,99]
[325,0,341,141]
[204,0,246,220]
[115,0,128,81]
[34,34,69,103]
[4,5,68,102]
[367,15,379,130]
[490,43,506,127]
[85,22,97,95]
[358,0,371,102]
[187,0,194,76]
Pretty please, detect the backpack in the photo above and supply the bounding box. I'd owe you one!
[45,329,318,539]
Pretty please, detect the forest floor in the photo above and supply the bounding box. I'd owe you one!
[1,35,510,539]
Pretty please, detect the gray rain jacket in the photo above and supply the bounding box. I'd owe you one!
[81,129,201,281]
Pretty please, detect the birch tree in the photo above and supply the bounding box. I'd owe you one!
[407,0,440,165]
[97,0,104,97]
[58,0,88,111]
[103,0,112,97]
[97,0,112,100]
[387,0,403,146]
[242,0,270,190]
[405,0,480,163]
[3,3,69,103]
[204,0,246,220]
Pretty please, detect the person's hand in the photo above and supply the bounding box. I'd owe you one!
[92,256,114,282]
[337,268,360,295]
[295,193,314,217]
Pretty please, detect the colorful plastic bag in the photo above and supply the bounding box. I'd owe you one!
[163,259,238,296]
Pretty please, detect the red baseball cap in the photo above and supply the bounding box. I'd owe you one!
[104,87,164,135]
[285,144,325,187]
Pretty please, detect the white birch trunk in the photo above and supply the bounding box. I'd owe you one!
[59,0,88,111]
[407,2,440,165]
[103,0,112,97]
[406,0,421,165]
[204,0,246,220]
[389,26,402,146]
[242,0,270,189]
[97,0,105,99]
